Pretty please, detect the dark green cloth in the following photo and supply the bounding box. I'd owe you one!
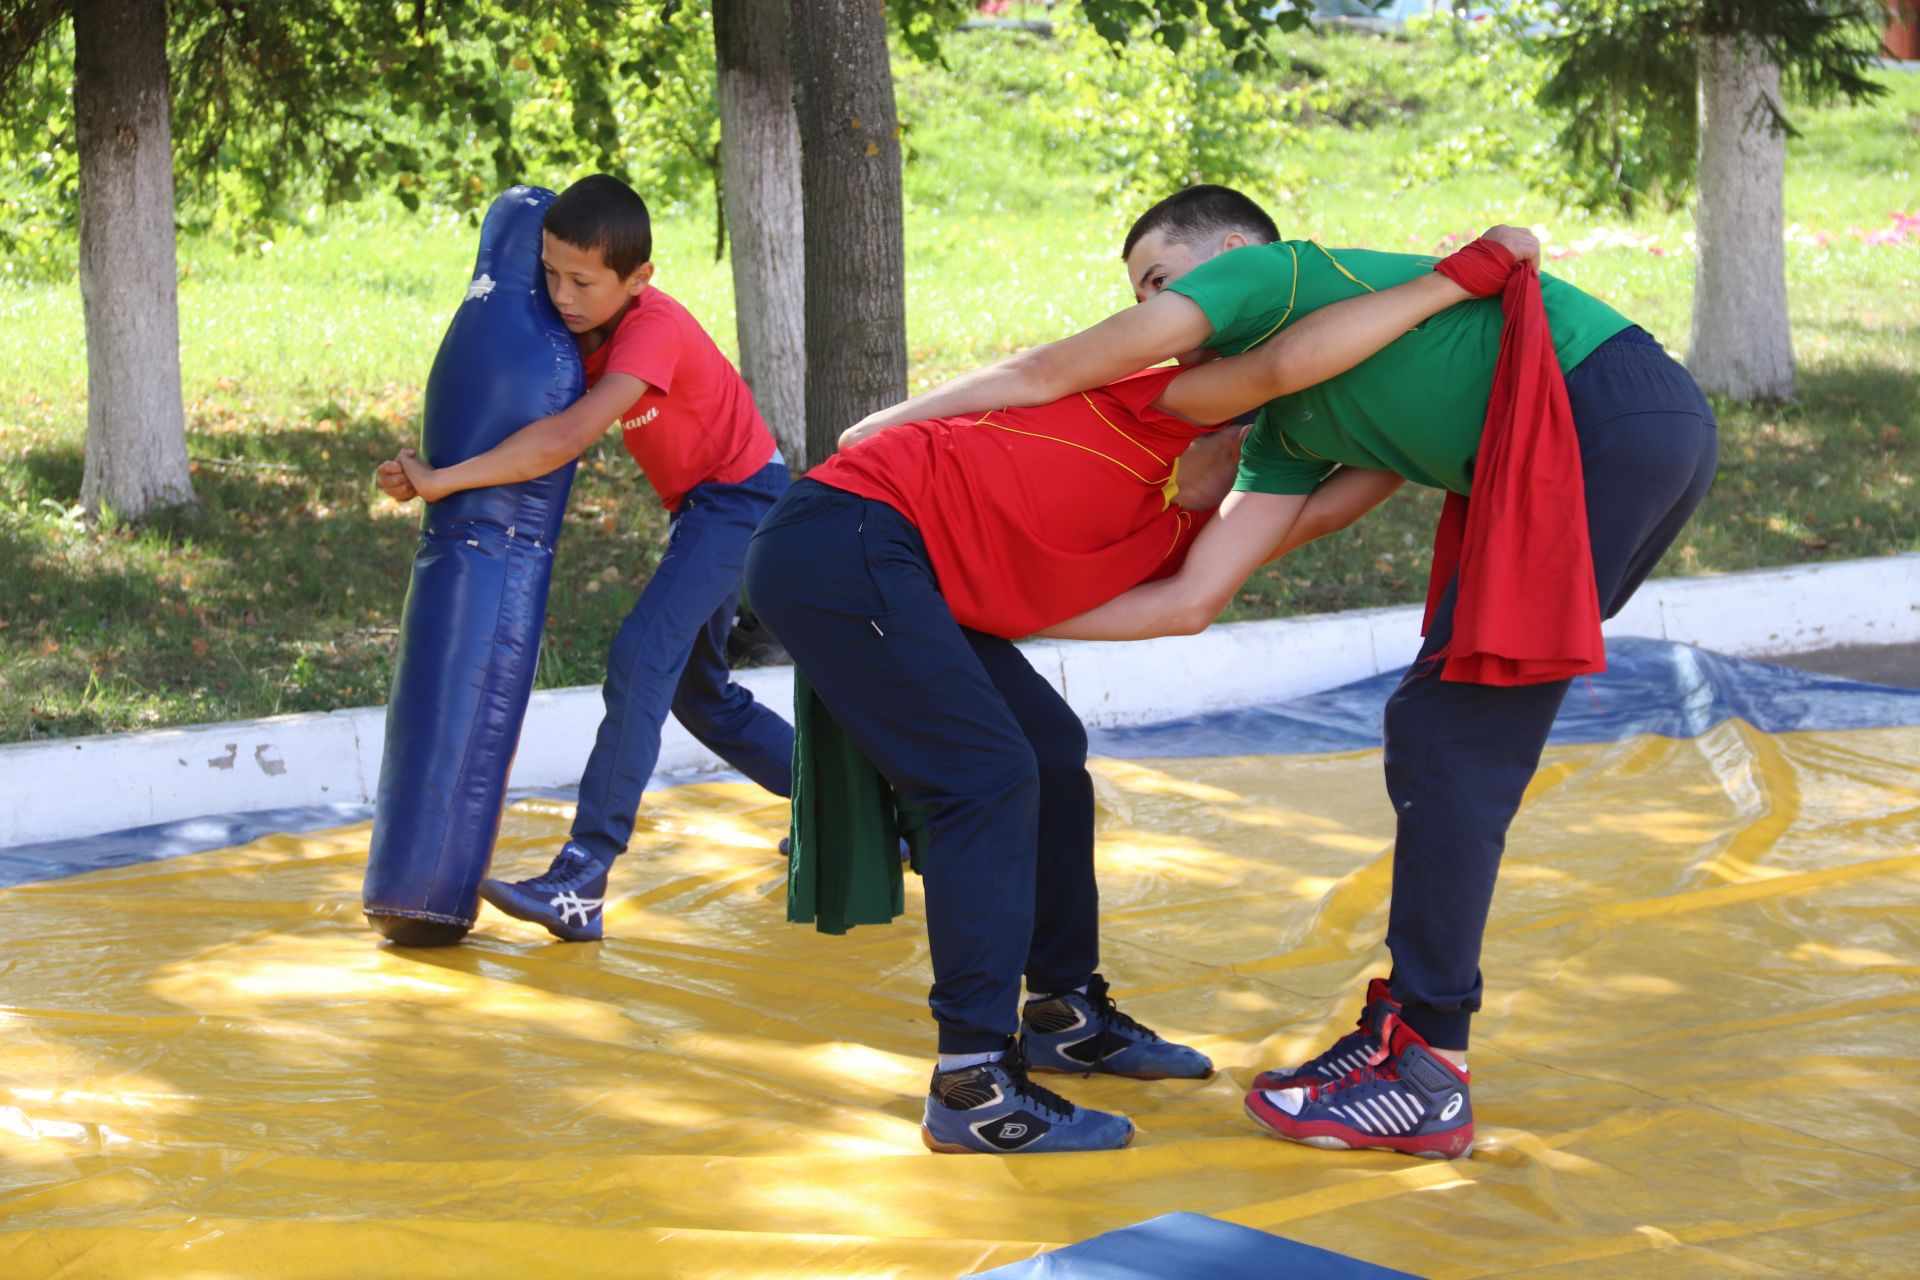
[786,669,926,935]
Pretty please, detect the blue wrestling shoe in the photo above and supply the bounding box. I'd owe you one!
[478,843,608,942]
[1252,977,1400,1092]
[1022,975,1214,1080]
[1245,1014,1473,1159]
[921,1040,1136,1155]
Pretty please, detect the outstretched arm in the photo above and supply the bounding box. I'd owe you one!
[376,372,643,503]
[838,291,1216,448]
[1039,467,1405,641]
[1041,490,1309,640]
[1151,273,1478,427]
[843,225,1538,448]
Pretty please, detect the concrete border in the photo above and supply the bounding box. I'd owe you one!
[6,553,1916,850]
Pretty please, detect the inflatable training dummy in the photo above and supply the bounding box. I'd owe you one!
[364,186,585,946]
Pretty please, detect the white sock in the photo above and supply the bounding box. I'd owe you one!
[1026,984,1088,1003]
[938,1050,1004,1072]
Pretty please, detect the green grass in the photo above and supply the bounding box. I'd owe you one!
[2,30,1917,741]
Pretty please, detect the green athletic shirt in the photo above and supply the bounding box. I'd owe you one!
[1166,241,1633,496]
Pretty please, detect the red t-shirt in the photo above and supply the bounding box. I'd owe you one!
[808,367,1215,639]
[582,287,778,511]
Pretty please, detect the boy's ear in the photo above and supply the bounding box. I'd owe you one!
[1221,231,1249,252]
[626,261,655,296]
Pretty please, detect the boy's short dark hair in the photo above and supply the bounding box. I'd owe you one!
[1121,185,1280,260]
[545,174,652,277]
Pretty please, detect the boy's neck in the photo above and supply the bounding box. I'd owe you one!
[578,293,643,356]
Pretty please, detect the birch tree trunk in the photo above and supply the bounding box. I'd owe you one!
[1689,34,1795,402]
[789,0,908,466]
[74,0,196,519]
[715,0,807,468]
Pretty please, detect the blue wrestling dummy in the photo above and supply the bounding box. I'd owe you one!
[363,186,585,946]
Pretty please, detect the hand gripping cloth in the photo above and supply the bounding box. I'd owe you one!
[363,186,585,945]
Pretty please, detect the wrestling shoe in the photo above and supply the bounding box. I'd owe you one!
[1245,1013,1473,1159]
[1252,977,1400,1091]
[478,843,608,942]
[921,1040,1136,1154]
[1022,975,1214,1080]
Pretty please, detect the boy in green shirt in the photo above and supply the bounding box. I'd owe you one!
[848,185,1717,1159]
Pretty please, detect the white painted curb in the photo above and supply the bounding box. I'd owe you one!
[5,554,1916,850]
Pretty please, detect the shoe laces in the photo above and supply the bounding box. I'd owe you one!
[1317,1013,1408,1097]
[523,849,598,893]
[1002,1042,1077,1124]
[1084,974,1163,1059]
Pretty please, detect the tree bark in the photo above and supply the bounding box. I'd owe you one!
[715,0,807,468]
[789,0,908,466]
[73,0,196,519]
[1689,34,1795,402]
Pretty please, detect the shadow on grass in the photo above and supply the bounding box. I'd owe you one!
[2,398,672,741]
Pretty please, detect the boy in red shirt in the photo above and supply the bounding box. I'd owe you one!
[378,174,792,942]
[744,229,1528,1154]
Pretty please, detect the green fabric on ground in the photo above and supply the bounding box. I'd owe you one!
[787,669,925,935]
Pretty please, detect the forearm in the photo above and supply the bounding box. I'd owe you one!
[1265,509,1339,563]
[429,417,583,496]
[1040,490,1308,642]
[1266,273,1471,397]
[1155,275,1475,428]
[841,355,1050,447]
[1261,469,1405,564]
[1040,577,1219,642]
[842,291,1216,448]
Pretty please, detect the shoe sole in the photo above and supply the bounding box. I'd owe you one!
[1030,1064,1214,1082]
[1242,1098,1473,1160]
[919,1124,1137,1155]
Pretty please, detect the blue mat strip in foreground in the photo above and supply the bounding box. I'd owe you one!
[970,1212,1421,1278]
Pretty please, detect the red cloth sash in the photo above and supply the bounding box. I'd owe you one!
[1424,245,1604,686]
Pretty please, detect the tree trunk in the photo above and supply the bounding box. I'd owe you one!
[715,0,807,468]
[789,0,908,466]
[73,0,196,519]
[1689,34,1794,402]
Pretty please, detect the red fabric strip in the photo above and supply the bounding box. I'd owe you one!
[1421,256,1605,687]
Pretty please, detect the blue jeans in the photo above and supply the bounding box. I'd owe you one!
[1383,328,1719,1048]
[571,459,795,864]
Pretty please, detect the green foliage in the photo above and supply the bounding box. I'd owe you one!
[1387,8,1554,195]
[1538,0,1887,215]
[1077,0,1310,68]
[0,1,722,277]
[0,26,72,280]
[894,0,977,63]
[1037,8,1315,205]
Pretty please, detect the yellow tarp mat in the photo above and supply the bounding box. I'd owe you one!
[5,723,1920,1277]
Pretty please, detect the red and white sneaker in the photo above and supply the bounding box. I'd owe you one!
[1245,1014,1473,1159]
[1252,977,1400,1092]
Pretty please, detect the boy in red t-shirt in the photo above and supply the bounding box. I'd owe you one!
[377,175,793,942]
[744,232,1524,1154]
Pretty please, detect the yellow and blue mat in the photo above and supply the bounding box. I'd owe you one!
[3,638,1918,1278]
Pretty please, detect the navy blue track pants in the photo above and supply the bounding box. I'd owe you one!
[745,480,1099,1054]
[1387,328,1719,1048]
[571,459,795,864]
